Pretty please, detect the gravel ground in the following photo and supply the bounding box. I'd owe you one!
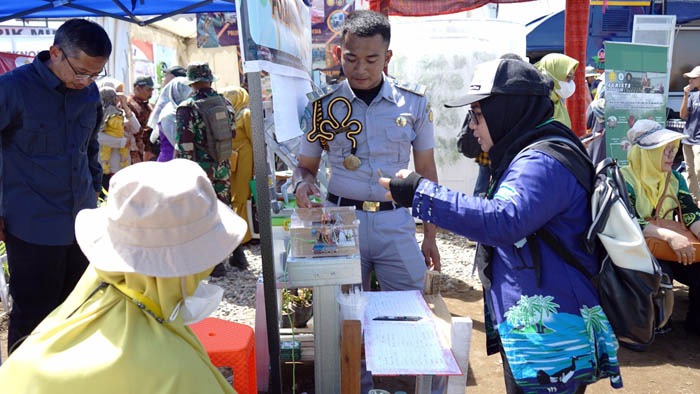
[209,227,481,327]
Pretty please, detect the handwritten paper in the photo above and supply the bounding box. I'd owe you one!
[363,290,432,323]
[363,291,461,376]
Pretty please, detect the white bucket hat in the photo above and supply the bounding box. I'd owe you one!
[627,119,687,150]
[75,159,247,277]
[683,65,700,79]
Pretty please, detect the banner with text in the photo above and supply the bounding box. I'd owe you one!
[0,51,33,75]
[236,0,312,79]
[196,12,239,48]
[0,26,55,58]
[604,42,668,166]
[311,0,353,83]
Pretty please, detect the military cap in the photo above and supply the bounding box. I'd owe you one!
[166,65,187,77]
[186,62,215,84]
[134,76,154,88]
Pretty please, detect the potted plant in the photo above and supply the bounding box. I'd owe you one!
[281,287,313,328]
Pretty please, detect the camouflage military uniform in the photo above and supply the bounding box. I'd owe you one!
[175,87,233,203]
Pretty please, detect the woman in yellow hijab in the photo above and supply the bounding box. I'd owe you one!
[0,159,247,393]
[621,119,700,335]
[534,53,579,128]
[221,86,254,269]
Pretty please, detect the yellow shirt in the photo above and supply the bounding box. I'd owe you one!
[0,266,235,394]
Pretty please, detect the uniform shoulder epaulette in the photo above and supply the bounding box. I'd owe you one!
[306,83,341,103]
[392,79,427,96]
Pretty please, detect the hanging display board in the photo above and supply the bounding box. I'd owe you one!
[604,41,668,165]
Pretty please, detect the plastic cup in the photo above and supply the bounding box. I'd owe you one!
[337,292,367,333]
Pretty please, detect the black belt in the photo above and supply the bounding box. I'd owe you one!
[327,193,396,212]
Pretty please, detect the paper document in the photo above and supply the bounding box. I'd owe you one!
[363,291,461,376]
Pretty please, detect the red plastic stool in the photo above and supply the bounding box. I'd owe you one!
[191,317,257,394]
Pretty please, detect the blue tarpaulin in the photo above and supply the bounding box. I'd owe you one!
[0,0,235,26]
[526,10,564,53]
[667,1,700,23]
[527,2,700,54]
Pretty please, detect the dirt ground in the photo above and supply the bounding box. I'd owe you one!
[3,284,700,393]
[436,284,700,394]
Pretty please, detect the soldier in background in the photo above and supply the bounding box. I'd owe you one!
[176,63,234,278]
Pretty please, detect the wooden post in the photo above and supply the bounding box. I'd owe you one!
[423,270,442,296]
[341,320,362,394]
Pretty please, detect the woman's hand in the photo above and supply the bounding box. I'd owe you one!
[378,169,413,201]
[668,231,696,265]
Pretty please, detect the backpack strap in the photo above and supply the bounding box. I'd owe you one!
[537,229,594,280]
[537,158,634,282]
[595,157,633,215]
[521,136,594,194]
[517,136,597,285]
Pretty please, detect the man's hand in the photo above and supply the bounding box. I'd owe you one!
[422,223,441,271]
[294,181,322,208]
[143,151,156,161]
[0,217,5,242]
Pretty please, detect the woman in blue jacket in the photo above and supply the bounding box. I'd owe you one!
[380,59,622,394]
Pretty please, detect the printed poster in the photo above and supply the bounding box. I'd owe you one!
[604,42,668,166]
[235,0,312,79]
[311,0,353,83]
[0,51,33,75]
[131,38,155,83]
[196,12,239,48]
[153,44,178,87]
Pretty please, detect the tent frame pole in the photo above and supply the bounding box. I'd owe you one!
[248,71,282,393]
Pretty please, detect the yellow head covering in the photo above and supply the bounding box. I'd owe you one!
[221,86,253,149]
[534,53,579,128]
[0,266,235,394]
[621,141,680,220]
[222,86,249,114]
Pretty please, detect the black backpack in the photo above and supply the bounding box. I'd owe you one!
[522,138,673,349]
[190,94,233,162]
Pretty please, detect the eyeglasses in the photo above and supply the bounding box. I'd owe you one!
[61,50,106,81]
[469,109,483,126]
